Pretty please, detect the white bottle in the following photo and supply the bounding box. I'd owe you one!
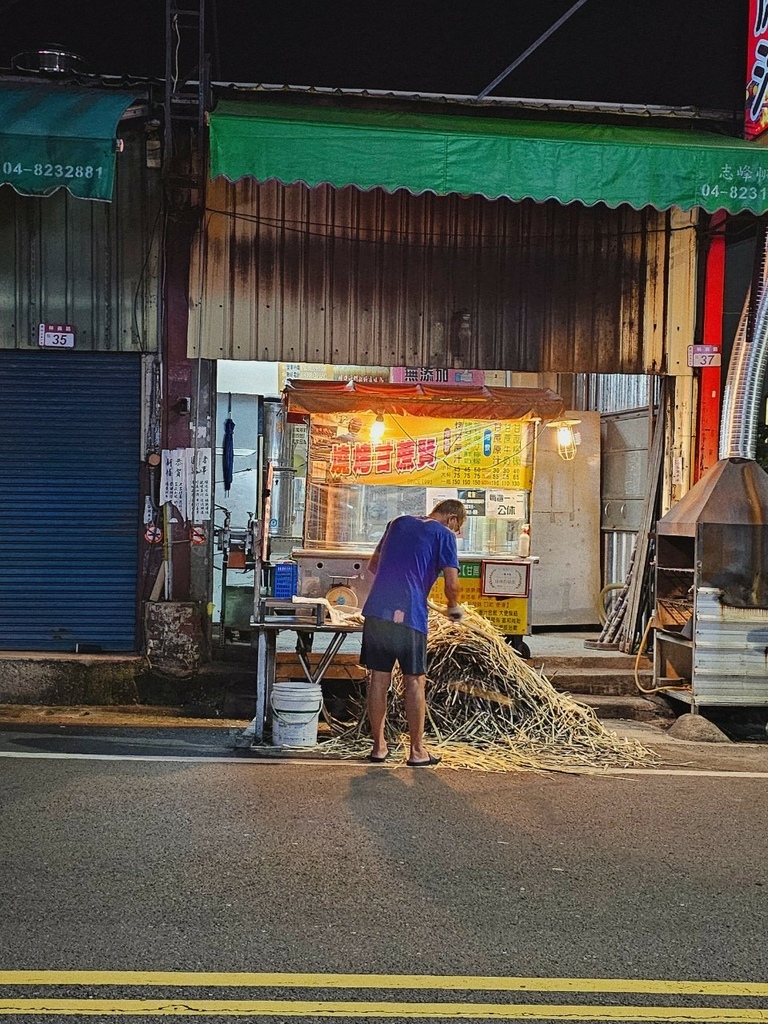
[517,524,531,558]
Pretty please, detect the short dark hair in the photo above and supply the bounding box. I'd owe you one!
[431,499,467,524]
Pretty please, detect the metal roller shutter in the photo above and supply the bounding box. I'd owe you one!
[0,351,141,652]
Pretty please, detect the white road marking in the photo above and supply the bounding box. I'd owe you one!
[0,749,767,777]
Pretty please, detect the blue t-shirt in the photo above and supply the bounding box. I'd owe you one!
[362,515,459,635]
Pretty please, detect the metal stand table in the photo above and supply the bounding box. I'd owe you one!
[236,614,363,747]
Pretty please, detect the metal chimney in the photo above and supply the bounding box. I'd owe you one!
[719,231,768,460]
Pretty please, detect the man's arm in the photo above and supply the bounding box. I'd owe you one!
[368,520,392,575]
[442,566,463,620]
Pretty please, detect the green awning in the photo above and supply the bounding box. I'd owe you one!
[0,83,139,201]
[210,100,768,215]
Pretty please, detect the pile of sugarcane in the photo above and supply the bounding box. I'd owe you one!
[321,605,658,772]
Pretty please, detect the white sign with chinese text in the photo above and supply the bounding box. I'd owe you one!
[486,489,529,519]
[481,559,530,598]
[192,448,212,522]
[159,447,212,522]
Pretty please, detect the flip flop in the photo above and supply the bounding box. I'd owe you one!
[366,752,389,763]
[406,754,441,767]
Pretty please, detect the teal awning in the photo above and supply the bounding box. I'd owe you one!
[0,83,139,201]
[210,101,768,215]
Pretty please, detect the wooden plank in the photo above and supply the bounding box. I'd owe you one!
[148,563,165,603]
[618,384,667,654]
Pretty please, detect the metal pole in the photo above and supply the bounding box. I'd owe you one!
[477,0,591,100]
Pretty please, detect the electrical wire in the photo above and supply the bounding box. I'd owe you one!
[597,582,624,625]
[171,13,181,91]
[189,211,214,529]
[202,204,690,247]
[132,201,163,354]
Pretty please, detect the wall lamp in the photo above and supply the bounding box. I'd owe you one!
[547,419,581,461]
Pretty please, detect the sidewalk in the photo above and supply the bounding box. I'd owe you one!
[2,630,767,774]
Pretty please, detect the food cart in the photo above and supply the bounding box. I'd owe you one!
[281,380,565,643]
[239,379,566,746]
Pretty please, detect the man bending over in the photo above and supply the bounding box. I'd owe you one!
[360,499,466,766]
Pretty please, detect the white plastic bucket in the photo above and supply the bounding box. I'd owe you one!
[271,681,323,747]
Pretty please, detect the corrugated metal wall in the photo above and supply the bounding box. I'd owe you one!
[0,351,141,651]
[0,131,160,353]
[574,373,661,414]
[190,178,683,372]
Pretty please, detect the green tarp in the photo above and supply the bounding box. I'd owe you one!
[0,84,139,201]
[210,100,768,215]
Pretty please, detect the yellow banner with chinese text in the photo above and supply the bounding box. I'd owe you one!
[431,571,528,634]
[309,412,534,489]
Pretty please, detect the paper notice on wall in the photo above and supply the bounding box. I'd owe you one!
[191,447,212,522]
[160,448,189,521]
[160,447,212,522]
[486,489,529,519]
[426,487,459,513]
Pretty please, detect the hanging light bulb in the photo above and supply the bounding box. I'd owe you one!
[546,419,580,461]
[557,424,576,457]
[370,414,385,443]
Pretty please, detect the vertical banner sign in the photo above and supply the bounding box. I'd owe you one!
[160,448,189,521]
[191,448,212,522]
[746,0,768,139]
[160,447,212,522]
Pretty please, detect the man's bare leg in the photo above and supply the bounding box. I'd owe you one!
[367,669,391,759]
[403,673,430,763]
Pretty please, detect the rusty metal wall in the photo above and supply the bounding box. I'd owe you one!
[191,178,681,372]
[0,130,161,353]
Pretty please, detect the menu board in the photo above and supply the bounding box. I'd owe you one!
[309,412,534,489]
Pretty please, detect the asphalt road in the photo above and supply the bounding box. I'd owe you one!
[1,727,768,1021]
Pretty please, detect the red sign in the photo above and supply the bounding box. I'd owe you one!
[329,437,438,478]
[746,0,768,139]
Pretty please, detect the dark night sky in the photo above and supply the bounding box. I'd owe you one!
[0,0,750,112]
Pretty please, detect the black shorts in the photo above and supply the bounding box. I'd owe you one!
[360,616,427,676]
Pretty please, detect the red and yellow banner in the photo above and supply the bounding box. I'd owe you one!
[309,412,534,490]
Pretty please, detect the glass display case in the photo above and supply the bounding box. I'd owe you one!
[303,481,530,556]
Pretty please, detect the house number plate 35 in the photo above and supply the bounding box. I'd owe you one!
[38,322,75,348]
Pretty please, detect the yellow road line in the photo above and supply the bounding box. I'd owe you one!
[0,972,767,998]
[0,999,767,1019]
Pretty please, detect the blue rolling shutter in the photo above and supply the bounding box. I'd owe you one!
[0,351,141,652]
